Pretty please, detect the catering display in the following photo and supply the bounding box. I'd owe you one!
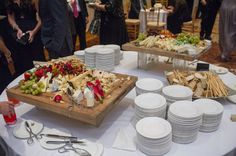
[166,70,229,98]
[6,56,138,126]
[122,31,211,61]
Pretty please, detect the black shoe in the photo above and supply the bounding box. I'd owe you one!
[205,36,212,40]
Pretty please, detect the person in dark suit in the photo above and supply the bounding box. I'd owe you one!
[199,0,221,40]
[69,0,88,50]
[128,0,146,19]
[39,0,73,59]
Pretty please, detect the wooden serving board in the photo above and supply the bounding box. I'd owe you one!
[122,42,211,61]
[6,73,138,126]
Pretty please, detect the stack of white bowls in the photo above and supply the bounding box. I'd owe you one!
[85,48,97,68]
[104,44,121,65]
[134,93,167,124]
[162,85,193,107]
[168,101,202,144]
[194,99,224,132]
[135,78,164,95]
[95,48,115,71]
[136,117,172,156]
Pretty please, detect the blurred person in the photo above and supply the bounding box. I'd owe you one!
[128,0,146,19]
[69,0,89,50]
[0,0,16,93]
[6,0,45,74]
[39,0,73,59]
[219,0,236,62]
[199,0,222,40]
[165,0,190,34]
[90,0,129,47]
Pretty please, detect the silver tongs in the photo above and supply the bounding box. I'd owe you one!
[25,121,42,144]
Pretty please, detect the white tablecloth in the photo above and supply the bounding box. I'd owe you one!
[1,52,236,156]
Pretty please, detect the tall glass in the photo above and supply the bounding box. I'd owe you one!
[3,107,17,126]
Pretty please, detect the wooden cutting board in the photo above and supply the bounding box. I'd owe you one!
[7,73,138,126]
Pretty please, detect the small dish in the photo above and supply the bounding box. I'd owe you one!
[13,120,44,139]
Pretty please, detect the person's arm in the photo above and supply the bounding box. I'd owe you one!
[0,36,13,63]
[0,101,14,116]
[27,0,42,43]
[7,12,23,39]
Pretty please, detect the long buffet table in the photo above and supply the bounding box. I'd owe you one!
[1,52,236,156]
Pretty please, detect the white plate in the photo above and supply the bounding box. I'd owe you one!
[85,48,97,54]
[194,99,224,115]
[169,101,202,119]
[39,129,72,150]
[136,78,163,92]
[74,50,85,56]
[13,120,44,139]
[212,67,229,74]
[135,93,166,110]
[227,95,236,104]
[162,85,193,100]
[71,140,104,156]
[136,117,171,139]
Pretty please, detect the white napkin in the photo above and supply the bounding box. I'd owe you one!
[69,139,103,156]
[112,124,136,151]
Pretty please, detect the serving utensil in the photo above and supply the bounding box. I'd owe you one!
[41,134,77,140]
[57,142,91,156]
[46,140,84,144]
[24,121,42,144]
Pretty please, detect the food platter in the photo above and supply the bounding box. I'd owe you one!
[122,32,211,61]
[165,70,236,99]
[6,56,138,126]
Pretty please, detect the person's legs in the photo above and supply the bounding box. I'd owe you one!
[205,8,219,39]
[76,16,87,50]
[200,5,207,39]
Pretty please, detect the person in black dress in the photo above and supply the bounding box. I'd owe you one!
[6,0,45,74]
[90,0,129,47]
[128,0,146,19]
[165,0,190,34]
[199,0,221,40]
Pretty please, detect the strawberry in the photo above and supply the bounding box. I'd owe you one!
[24,72,31,80]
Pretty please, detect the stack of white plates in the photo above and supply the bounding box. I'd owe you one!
[134,93,167,124]
[85,48,97,68]
[162,85,193,107]
[96,48,115,71]
[104,44,121,65]
[136,117,172,156]
[194,99,224,132]
[168,101,202,144]
[136,78,164,95]
[74,50,85,62]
